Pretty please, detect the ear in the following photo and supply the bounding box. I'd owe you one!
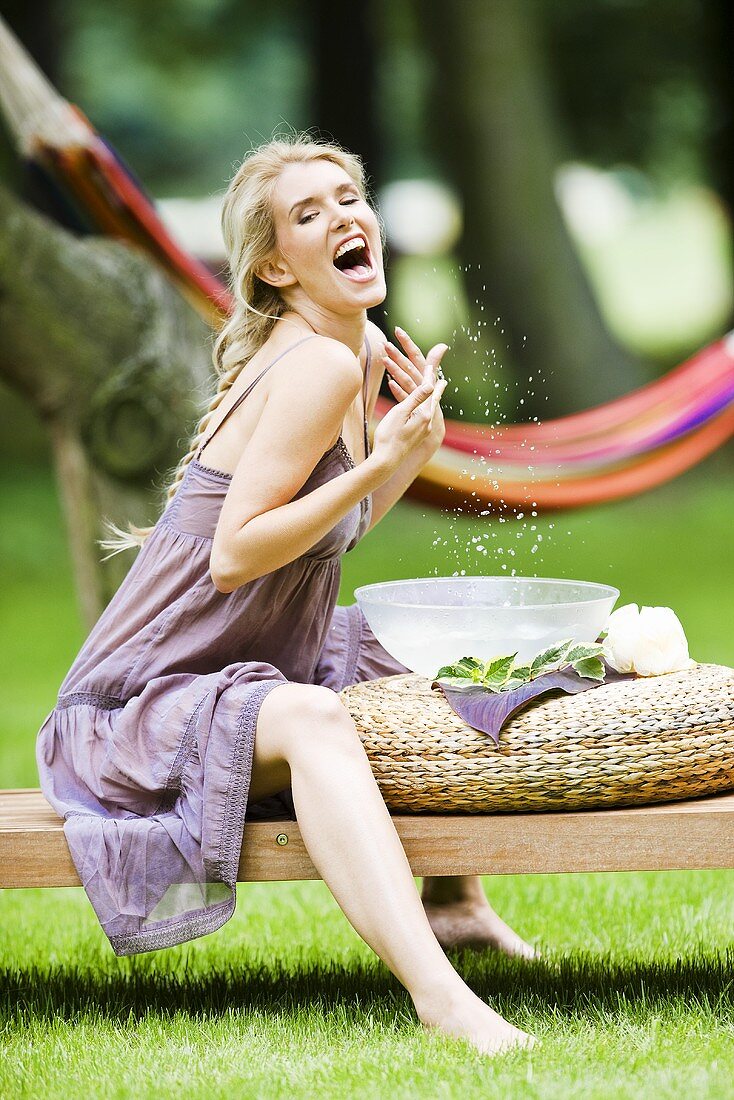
[256,254,298,288]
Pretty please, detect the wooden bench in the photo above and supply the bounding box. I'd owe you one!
[2,788,734,888]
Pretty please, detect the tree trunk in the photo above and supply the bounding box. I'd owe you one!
[702,0,734,329]
[311,0,391,337]
[0,182,212,627]
[420,0,642,415]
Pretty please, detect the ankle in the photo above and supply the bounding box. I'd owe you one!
[421,875,487,906]
[410,976,471,1022]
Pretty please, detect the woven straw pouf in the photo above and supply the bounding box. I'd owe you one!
[339,663,734,813]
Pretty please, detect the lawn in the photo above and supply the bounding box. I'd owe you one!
[1,460,733,1097]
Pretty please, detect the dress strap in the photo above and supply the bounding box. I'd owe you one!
[196,334,318,460]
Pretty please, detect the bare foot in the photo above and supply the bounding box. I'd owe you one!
[423,897,538,959]
[416,986,536,1056]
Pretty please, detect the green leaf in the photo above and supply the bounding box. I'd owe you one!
[436,639,609,695]
[566,642,605,664]
[482,654,517,679]
[456,657,483,674]
[435,675,480,690]
[571,656,606,681]
[530,639,573,675]
[435,665,460,680]
[434,656,483,681]
[479,653,517,690]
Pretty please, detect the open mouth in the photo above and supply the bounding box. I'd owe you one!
[333,235,375,282]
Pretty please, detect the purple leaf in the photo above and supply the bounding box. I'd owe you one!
[432,661,634,746]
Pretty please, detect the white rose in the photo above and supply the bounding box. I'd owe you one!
[600,602,640,672]
[602,603,695,677]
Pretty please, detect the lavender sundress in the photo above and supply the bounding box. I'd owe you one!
[36,335,409,957]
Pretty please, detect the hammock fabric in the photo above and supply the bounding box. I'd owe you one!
[1,15,732,513]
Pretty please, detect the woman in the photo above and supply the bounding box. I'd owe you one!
[36,135,534,1055]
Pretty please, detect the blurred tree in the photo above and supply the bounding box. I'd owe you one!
[702,0,734,326]
[310,0,391,336]
[0,0,76,223]
[545,0,734,331]
[420,0,642,415]
[0,0,82,465]
[545,0,712,181]
[312,0,381,180]
[0,182,210,626]
[2,0,728,465]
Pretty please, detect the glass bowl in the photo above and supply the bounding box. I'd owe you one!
[354,576,619,678]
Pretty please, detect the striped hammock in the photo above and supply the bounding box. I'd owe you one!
[2,15,732,513]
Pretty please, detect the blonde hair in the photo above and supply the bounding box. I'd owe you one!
[100,132,371,557]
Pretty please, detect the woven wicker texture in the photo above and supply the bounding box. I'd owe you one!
[340,663,734,812]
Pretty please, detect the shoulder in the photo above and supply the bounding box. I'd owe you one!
[270,334,362,399]
[312,335,363,388]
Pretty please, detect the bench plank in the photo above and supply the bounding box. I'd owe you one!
[1,788,733,889]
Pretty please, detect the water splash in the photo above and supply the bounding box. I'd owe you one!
[396,262,578,578]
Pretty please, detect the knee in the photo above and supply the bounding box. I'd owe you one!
[291,683,357,733]
[263,683,361,757]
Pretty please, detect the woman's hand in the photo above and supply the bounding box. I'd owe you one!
[383,326,448,451]
[371,329,448,475]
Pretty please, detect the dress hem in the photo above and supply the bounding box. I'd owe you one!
[108,896,236,956]
[100,678,285,957]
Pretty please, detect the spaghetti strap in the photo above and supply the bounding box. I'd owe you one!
[196,334,318,460]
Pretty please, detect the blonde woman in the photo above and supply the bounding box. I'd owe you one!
[36,136,534,1055]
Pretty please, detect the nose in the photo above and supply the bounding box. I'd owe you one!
[330,201,355,231]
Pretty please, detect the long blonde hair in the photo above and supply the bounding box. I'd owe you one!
[100,133,370,557]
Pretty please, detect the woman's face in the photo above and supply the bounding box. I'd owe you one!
[266,158,386,314]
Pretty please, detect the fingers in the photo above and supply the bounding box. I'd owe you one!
[386,376,409,401]
[405,378,433,411]
[384,341,422,387]
[426,343,450,372]
[384,350,418,392]
[394,326,422,361]
[390,329,450,382]
[392,325,426,383]
[385,328,450,418]
[429,377,448,417]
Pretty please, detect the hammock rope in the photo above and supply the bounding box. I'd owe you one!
[1,14,732,513]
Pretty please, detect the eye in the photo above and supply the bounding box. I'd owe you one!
[298,195,359,224]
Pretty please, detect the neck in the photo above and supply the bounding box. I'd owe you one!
[281,300,367,358]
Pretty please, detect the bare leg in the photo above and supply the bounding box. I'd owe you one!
[250,684,535,1056]
[420,876,538,959]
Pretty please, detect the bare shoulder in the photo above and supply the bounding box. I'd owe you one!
[268,334,362,401]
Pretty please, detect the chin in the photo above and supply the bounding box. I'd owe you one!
[327,277,386,315]
[364,277,387,309]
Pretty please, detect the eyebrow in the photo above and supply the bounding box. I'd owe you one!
[288,181,356,219]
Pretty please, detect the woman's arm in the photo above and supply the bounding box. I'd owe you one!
[364,322,447,532]
[367,433,444,532]
[210,336,437,592]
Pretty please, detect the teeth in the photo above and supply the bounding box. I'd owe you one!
[335,236,366,260]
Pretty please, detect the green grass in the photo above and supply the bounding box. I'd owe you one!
[2,874,734,1097]
[1,461,734,1096]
